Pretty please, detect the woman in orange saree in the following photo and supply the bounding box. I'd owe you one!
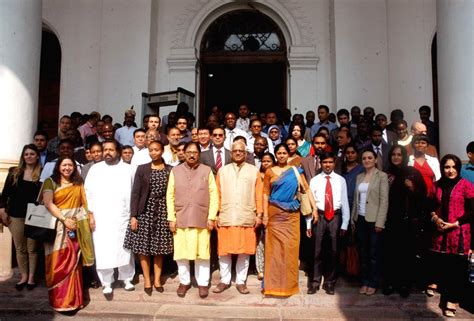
[43,156,94,312]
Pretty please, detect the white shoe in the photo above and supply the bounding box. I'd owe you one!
[102,285,113,295]
[124,280,135,291]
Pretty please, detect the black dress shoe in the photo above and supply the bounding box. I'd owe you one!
[382,285,394,296]
[144,287,152,296]
[15,282,27,291]
[26,283,37,291]
[399,286,410,298]
[89,280,101,289]
[323,284,335,295]
[307,286,319,294]
[154,285,164,293]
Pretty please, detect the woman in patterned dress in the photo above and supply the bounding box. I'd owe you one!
[124,141,173,295]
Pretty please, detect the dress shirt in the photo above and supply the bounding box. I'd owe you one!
[163,145,180,166]
[132,145,146,154]
[382,129,388,144]
[199,143,212,152]
[224,127,248,150]
[40,151,47,166]
[309,171,350,230]
[246,135,274,155]
[236,117,250,133]
[310,121,338,137]
[131,148,151,166]
[114,125,137,146]
[78,121,96,143]
[461,163,474,185]
[212,146,228,165]
[372,144,382,156]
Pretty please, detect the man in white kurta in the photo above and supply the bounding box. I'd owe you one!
[85,140,136,295]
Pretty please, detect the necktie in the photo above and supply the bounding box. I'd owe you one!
[314,156,320,174]
[325,175,334,221]
[376,146,383,170]
[229,130,234,145]
[216,149,222,171]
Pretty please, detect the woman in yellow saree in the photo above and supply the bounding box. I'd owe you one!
[43,156,94,312]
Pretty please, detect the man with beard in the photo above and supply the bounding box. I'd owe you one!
[167,142,218,298]
[163,127,182,166]
[85,140,135,295]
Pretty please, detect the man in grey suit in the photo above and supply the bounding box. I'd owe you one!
[370,126,390,172]
[200,127,232,176]
[300,134,328,183]
[375,113,398,146]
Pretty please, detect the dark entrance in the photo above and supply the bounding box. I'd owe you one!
[38,29,61,139]
[199,10,287,123]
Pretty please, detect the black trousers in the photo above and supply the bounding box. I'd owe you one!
[308,212,341,288]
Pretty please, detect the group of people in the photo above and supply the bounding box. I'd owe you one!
[1,103,473,318]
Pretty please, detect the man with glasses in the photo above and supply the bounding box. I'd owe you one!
[166,142,218,298]
[200,127,231,176]
[213,141,263,295]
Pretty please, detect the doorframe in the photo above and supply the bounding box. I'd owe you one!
[198,52,288,124]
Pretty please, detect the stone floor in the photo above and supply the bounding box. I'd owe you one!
[0,268,472,320]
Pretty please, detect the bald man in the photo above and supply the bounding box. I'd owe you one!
[213,142,263,295]
[405,122,438,158]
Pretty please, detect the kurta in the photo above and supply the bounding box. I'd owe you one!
[166,163,218,260]
[84,160,135,269]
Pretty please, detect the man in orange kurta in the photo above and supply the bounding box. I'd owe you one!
[213,141,263,295]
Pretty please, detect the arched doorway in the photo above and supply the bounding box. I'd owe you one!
[38,28,61,139]
[199,10,287,123]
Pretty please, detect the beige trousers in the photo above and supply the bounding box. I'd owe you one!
[8,217,38,276]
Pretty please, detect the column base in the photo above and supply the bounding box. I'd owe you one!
[0,159,17,279]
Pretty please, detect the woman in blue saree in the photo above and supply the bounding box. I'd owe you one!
[262,144,317,297]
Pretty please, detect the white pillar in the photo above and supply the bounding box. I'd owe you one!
[437,0,474,158]
[0,0,42,278]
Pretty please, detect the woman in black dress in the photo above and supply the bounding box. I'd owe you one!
[124,140,173,295]
[383,145,427,298]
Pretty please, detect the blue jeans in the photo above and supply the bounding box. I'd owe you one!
[356,216,383,288]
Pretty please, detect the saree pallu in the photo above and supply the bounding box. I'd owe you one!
[43,179,94,312]
[264,168,301,297]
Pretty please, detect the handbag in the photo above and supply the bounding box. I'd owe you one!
[291,166,312,216]
[346,231,360,277]
[24,181,57,242]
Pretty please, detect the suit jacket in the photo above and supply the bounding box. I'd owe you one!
[372,142,390,172]
[300,155,320,183]
[351,168,389,229]
[384,129,398,147]
[200,148,232,176]
[130,162,172,217]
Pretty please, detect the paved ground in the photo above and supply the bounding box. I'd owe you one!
[0,268,472,320]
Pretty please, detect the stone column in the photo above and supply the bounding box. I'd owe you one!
[436,0,474,158]
[0,0,42,278]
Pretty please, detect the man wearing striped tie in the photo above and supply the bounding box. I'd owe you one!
[200,127,232,176]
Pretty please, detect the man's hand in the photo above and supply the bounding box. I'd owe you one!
[207,220,215,231]
[130,217,138,232]
[88,214,96,231]
[306,229,312,238]
[312,210,319,224]
[169,221,176,233]
[254,216,263,228]
[375,227,384,233]
[0,209,11,226]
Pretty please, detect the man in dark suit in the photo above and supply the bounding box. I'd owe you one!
[300,134,328,183]
[200,127,231,176]
[375,113,397,146]
[33,130,57,165]
[370,126,390,172]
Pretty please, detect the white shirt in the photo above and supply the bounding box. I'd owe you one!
[357,183,370,216]
[224,127,248,150]
[246,135,274,155]
[212,146,228,165]
[382,129,388,144]
[372,144,383,156]
[132,145,146,154]
[40,159,82,182]
[408,154,441,181]
[199,143,212,152]
[84,160,135,269]
[131,148,151,166]
[114,125,137,146]
[309,171,350,230]
[236,117,250,133]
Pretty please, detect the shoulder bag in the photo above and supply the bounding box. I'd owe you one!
[24,181,57,242]
[291,166,313,216]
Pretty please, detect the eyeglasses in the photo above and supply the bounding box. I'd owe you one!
[213,134,224,137]
[251,125,262,128]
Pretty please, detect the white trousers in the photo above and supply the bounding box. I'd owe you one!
[97,260,135,286]
[219,254,250,285]
[177,259,210,287]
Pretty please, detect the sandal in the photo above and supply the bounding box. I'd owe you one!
[443,308,456,317]
[425,287,436,297]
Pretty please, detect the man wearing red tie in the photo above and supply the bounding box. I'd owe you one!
[307,152,350,295]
